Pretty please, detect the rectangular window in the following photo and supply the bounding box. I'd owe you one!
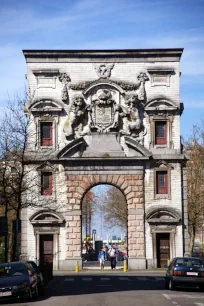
[156,171,168,194]
[40,122,53,146]
[41,172,52,195]
[155,121,167,145]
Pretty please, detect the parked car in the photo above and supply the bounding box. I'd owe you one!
[0,261,38,301]
[27,261,44,294]
[165,257,204,291]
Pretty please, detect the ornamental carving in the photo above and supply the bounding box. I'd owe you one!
[137,72,149,100]
[120,94,147,145]
[87,89,121,133]
[64,94,88,138]
[69,78,138,91]
[58,73,71,103]
[63,71,149,144]
[94,64,114,78]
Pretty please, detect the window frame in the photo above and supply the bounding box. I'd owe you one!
[40,122,53,147]
[154,167,171,199]
[41,172,53,196]
[35,117,58,150]
[155,121,167,145]
[149,115,173,149]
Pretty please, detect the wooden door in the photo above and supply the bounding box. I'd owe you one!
[40,234,53,266]
[156,233,170,268]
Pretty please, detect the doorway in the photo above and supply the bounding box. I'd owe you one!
[156,233,170,268]
[39,234,53,283]
[40,234,53,266]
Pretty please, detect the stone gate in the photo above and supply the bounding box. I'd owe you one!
[21,49,189,270]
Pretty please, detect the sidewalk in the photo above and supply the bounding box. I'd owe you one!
[53,268,166,276]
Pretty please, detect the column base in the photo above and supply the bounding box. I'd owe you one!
[58,259,82,271]
[128,258,146,269]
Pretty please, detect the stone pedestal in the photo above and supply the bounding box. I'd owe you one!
[128,258,146,270]
[59,259,82,271]
[83,133,125,157]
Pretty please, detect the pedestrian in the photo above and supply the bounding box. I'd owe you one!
[98,247,106,270]
[108,245,117,270]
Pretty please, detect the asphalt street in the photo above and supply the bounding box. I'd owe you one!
[1,273,204,306]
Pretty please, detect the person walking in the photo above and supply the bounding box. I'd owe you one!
[98,247,106,270]
[108,245,117,270]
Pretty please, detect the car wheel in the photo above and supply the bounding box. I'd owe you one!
[35,285,39,298]
[28,287,33,300]
[199,285,204,292]
[169,279,175,291]
[39,286,45,296]
[165,278,169,289]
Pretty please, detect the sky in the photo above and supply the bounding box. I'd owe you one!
[0,0,204,138]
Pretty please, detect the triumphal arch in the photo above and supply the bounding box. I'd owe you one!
[21,49,189,270]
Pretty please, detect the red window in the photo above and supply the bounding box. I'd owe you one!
[156,171,168,194]
[41,172,52,195]
[40,122,53,146]
[155,121,167,145]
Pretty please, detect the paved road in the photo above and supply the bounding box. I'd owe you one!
[2,274,204,306]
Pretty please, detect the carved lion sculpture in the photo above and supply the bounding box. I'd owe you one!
[64,94,87,138]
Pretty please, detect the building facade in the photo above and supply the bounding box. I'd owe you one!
[21,49,189,270]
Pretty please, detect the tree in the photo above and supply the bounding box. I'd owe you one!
[0,93,65,261]
[82,190,96,252]
[186,119,204,255]
[98,185,127,230]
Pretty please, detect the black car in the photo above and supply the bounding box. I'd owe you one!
[27,261,44,294]
[0,261,38,301]
[166,257,204,290]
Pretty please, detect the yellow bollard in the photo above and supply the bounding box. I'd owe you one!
[167,259,170,266]
[123,259,127,272]
[75,260,79,273]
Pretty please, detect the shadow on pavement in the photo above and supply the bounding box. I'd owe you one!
[1,275,203,303]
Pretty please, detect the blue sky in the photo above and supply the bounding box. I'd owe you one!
[0,0,204,138]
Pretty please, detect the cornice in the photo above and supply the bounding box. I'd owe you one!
[23,49,184,63]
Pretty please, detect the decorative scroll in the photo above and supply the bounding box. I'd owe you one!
[59,73,71,103]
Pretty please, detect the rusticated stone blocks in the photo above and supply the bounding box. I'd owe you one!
[66,174,144,259]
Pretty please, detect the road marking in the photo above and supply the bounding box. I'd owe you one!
[155,277,165,281]
[64,278,75,281]
[136,276,148,281]
[96,285,112,287]
[82,277,92,281]
[194,303,204,306]
[163,294,171,300]
[163,294,204,299]
[118,277,129,281]
[100,277,110,281]
[172,302,178,305]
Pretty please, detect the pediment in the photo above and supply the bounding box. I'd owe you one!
[57,137,88,158]
[36,161,58,172]
[145,98,178,111]
[146,207,181,224]
[30,209,65,224]
[29,98,64,113]
[124,136,152,157]
[153,160,174,169]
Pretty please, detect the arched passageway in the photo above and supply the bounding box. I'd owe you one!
[81,184,127,269]
[65,173,145,270]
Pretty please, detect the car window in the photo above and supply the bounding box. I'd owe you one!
[0,264,27,277]
[175,258,203,267]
